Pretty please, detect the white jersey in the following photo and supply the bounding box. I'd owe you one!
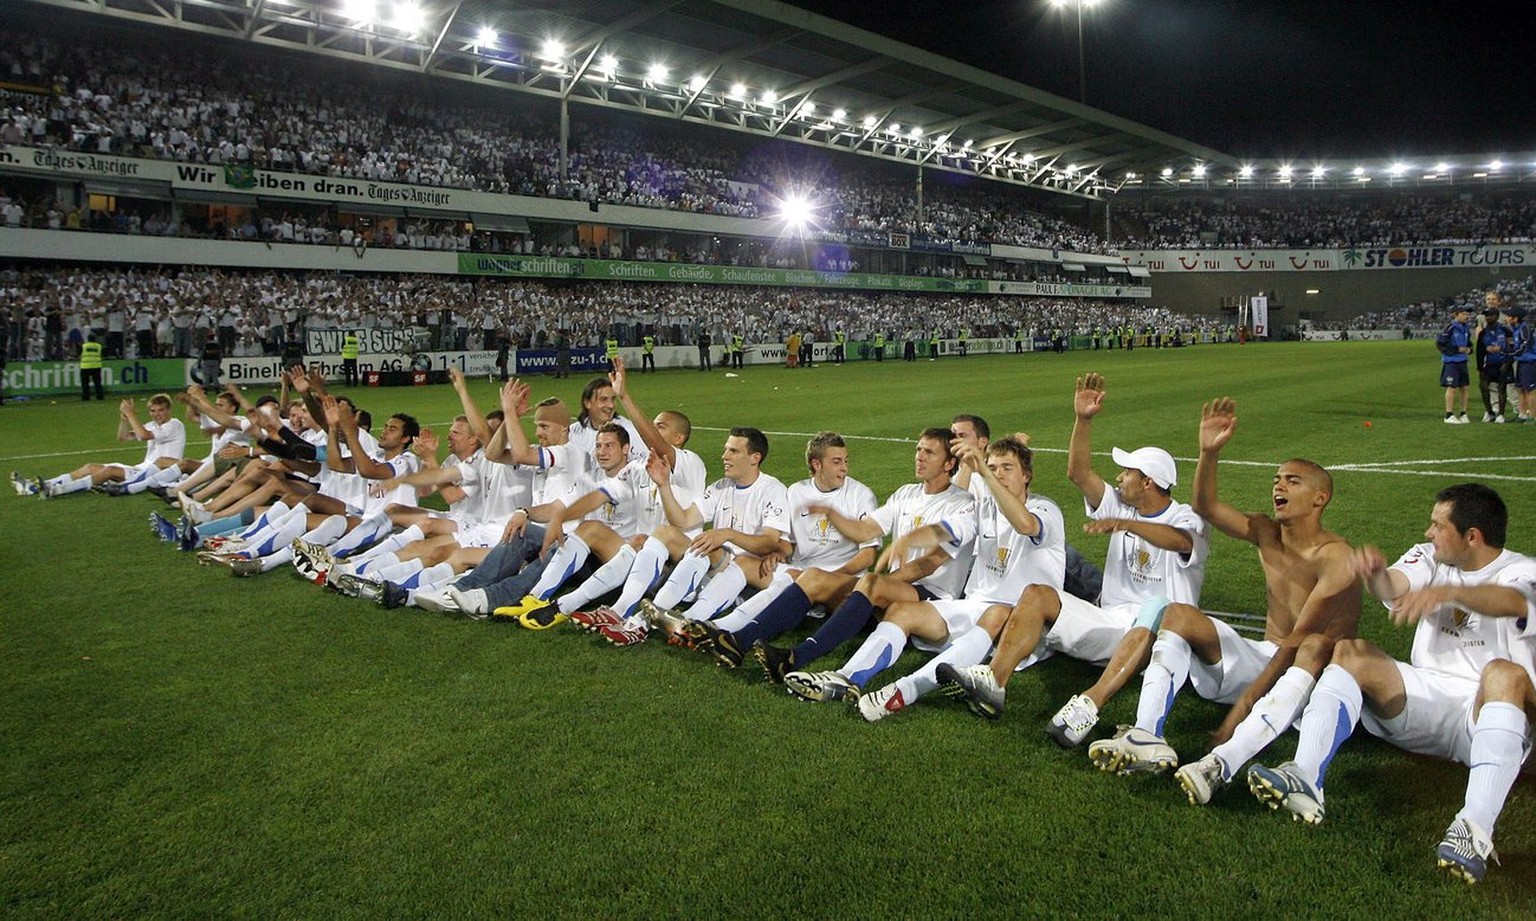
[1391,543,1536,681]
[866,482,977,600]
[589,459,654,539]
[667,446,709,512]
[960,493,1067,605]
[524,443,594,508]
[785,476,881,571]
[567,417,642,465]
[441,450,485,522]
[360,451,422,516]
[1088,489,1208,609]
[474,456,532,526]
[696,472,792,555]
[202,413,251,457]
[140,417,186,466]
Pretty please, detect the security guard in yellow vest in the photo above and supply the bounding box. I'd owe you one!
[79,334,105,401]
[605,337,620,370]
[341,331,360,386]
[641,334,656,373]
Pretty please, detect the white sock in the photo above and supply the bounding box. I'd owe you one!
[348,525,420,563]
[410,561,456,589]
[684,562,748,621]
[244,500,290,535]
[58,476,93,495]
[258,545,293,572]
[653,549,711,611]
[837,621,907,688]
[1292,664,1363,790]
[1134,630,1194,737]
[299,515,349,547]
[558,544,637,614]
[331,512,396,556]
[127,465,182,493]
[611,538,670,619]
[355,551,401,576]
[894,626,993,704]
[714,570,793,632]
[530,534,591,600]
[1458,701,1529,836]
[371,558,425,582]
[256,512,313,556]
[1211,666,1317,778]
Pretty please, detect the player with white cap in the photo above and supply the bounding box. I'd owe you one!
[938,373,1208,737]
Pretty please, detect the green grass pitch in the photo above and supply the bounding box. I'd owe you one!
[3,340,1535,918]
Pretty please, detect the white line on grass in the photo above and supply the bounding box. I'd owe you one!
[9,425,1535,484]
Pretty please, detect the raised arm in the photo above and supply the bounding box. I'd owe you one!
[1192,397,1260,542]
[118,398,151,441]
[958,440,1039,537]
[1067,373,1108,509]
[609,356,674,466]
[1081,518,1195,554]
[646,451,703,531]
[449,368,492,446]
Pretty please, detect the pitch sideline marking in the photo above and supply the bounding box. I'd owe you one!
[5,425,1535,484]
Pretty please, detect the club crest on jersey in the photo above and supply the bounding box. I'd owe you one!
[994,547,1010,567]
[1134,547,1152,571]
[817,517,831,536]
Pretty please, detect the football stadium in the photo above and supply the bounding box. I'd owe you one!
[2,1,1534,917]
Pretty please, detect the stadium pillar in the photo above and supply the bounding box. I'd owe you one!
[559,99,569,179]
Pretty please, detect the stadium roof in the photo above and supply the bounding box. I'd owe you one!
[20,0,1242,201]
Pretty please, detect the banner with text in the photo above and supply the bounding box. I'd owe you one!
[1123,244,1534,273]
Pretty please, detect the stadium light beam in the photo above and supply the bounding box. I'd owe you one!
[475,26,498,47]
[1051,0,1104,103]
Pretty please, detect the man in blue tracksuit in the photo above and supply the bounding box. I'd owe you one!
[1439,306,1472,423]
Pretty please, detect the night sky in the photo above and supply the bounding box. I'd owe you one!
[788,0,1529,162]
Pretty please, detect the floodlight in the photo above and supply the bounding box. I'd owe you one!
[1277,164,1293,177]
[760,90,778,106]
[1351,166,1365,176]
[389,1,426,34]
[910,126,922,137]
[1389,162,1408,176]
[832,108,847,121]
[779,194,816,228]
[729,83,747,100]
[802,102,816,115]
[1489,159,1503,171]
[476,26,498,47]
[343,0,377,22]
[1238,165,1254,178]
[1191,163,1206,178]
[1434,162,1451,173]
[541,40,565,61]
[647,63,669,82]
[1310,165,1326,178]
[862,115,878,128]
[1160,166,1173,177]
[962,138,973,148]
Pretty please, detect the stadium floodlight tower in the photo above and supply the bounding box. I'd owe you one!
[1051,0,1105,103]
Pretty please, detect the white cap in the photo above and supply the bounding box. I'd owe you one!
[1111,446,1177,490]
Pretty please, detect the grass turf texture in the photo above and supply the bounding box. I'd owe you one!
[3,340,1535,918]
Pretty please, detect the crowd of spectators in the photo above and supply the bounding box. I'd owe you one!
[1118,195,1536,249]
[1316,276,1536,332]
[6,20,1535,261]
[0,20,1108,254]
[0,264,1222,363]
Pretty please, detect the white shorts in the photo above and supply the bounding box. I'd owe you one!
[913,598,1002,652]
[1359,662,1480,765]
[1186,617,1279,705]
[1039,595,1138,665]
[454,521,505,549]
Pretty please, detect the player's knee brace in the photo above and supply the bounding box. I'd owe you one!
[1132,595,1170,633]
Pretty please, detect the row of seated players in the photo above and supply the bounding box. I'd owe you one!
[16,364,1536,888]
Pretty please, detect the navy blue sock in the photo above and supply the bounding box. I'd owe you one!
[733,584,812,649]
[792,591,874,668]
